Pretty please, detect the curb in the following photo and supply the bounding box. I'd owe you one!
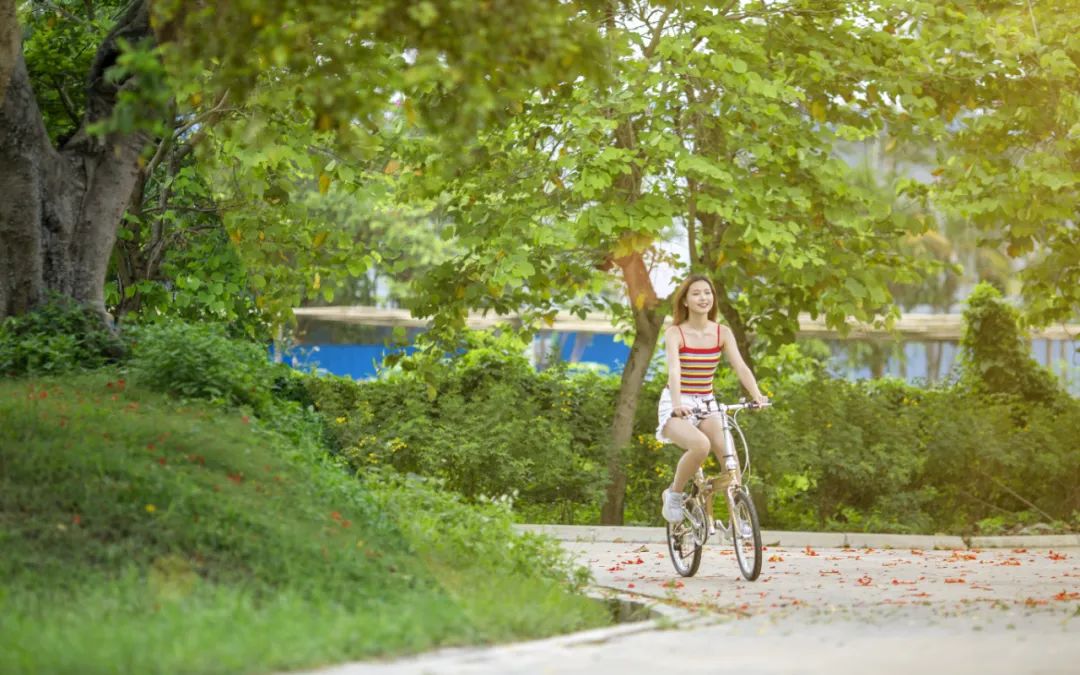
[297,590,699,675]
[968,533,1080,549]
[515,524,1080,550]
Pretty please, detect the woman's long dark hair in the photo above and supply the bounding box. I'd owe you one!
[671,274,718,325]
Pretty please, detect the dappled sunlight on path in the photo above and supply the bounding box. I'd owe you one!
[571,541,1080,622]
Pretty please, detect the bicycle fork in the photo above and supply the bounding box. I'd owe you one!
[703,423,741,537]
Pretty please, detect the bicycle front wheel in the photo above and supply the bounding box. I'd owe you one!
[731,488,762,581]
[666,499,704,577]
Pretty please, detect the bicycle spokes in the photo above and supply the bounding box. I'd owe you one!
[666,499,705,577]
[731,488,763,581]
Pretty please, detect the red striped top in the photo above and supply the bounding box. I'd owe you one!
[677,324,723,395]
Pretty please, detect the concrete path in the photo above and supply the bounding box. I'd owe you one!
[572,539,1080,617]
[515,523,1080,550]
[301,534,1080,675]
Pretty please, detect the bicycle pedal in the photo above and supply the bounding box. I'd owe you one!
[716,520,731,541]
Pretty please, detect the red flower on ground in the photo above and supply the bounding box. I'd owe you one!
[947,551,977,562]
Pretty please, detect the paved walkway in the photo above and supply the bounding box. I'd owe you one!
[572,539,1080,617]
[515,523,1080,550]
[301,533,1080,675]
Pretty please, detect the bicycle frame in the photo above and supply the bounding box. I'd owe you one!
[689,402,755,535]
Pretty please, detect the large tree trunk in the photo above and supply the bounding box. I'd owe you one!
[0,0,154,322]
[600,301,663,524]
[599,250,665,525]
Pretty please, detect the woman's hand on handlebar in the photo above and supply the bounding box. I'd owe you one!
[671,405,694,419]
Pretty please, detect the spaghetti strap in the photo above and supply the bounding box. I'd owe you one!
[677,325,686,349]
[716,323,721,348]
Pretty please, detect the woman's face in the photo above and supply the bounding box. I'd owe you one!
[685,280,714,315]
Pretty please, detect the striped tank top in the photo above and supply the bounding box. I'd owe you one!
[677,324,723,395]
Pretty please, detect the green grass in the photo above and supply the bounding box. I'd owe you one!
[0,372,608,674]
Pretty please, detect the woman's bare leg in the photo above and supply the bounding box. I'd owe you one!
[698,416,729,467]
[663,418,711,493]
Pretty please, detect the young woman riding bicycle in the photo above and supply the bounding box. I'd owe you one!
[658,274,767,523]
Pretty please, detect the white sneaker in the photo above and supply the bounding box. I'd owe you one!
[662,489,685,523]
[736,518,753,539]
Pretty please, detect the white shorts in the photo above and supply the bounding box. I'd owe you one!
[656,388,717,443]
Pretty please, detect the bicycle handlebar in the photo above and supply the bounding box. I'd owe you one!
[678,399,771,419]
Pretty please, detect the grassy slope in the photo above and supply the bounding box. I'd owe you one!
[0,372,607,674]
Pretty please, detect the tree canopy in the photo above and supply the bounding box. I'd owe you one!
[1,0,607,323]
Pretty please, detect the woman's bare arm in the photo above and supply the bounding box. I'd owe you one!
[720,325,766,404]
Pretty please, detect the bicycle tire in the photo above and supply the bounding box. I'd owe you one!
[731,488,762,581]
[666,499,704,577]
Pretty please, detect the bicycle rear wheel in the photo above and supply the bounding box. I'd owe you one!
[666,498,705,577]
[731,488,762,581]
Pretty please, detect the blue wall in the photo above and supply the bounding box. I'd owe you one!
[274,344,416,380]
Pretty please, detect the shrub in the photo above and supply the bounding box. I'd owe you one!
[127,319,283,414]
[0,295,124,376]
[306,343,615,523]
[959,282,1063,406]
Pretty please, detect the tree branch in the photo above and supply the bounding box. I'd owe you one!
[687,178,699,267]
[614,250,659,311]
[978,469,1056,524]
[642,5,674,59]
[35,0,94,27]
[143,125,175,180]
[139,203,224,216]
[50,74,82,129]
[1025,0,1041,42]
